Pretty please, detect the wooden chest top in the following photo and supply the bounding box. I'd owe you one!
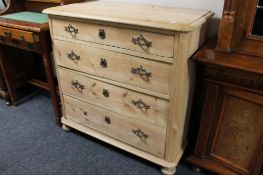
[43,1,213,32]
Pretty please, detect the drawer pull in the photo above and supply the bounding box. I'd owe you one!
[100,58,107,68]
[99,29,106,39]
[131,66,152,78]
[104,116,111,124]
[64,24,79,36]
[133,129,149,140]
[20,34,25,41]
[71,80,85,92]
[132,34,152,48]
[132,99,150,110]
[3,31,11,38]
[102,89,109,98]
[33,33,40,42]
[67,51,80,63]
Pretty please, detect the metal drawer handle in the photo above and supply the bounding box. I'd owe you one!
[133,129,149,140]
[33,33,40,42]
[102,89,109,98]
[64,24,79,36]
[67,51,80,63]
[71,80,85,92]
[100,58,107,68]
[99,29,106,39]
[3,31,11,38]
[104,116,111,124]
[20,34,25,41]
[132,34,152,47]
[131,66,152,78]
[132,99,150,110]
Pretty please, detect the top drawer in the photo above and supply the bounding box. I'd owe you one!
[51,18,175,58]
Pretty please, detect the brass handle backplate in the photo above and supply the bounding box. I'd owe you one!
[65,24,79,36]
[67,51,80,63]
[132,99,150,110]
[4,31,11,38]
[104,116,111,124]
[132,34,152,47]
[100,58,107,68]
[131,66,152,78]
[133,129,148,140]
[99,29,106,39]
[71,80,85,92]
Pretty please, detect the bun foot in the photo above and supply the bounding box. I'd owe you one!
[161,167,176,175]
[62,124,71,132]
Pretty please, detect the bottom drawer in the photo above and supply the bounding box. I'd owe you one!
[63,95,166,158]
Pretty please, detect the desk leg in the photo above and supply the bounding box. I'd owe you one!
[0,46,16,105]
[0,66,11,105]
[40,33,62,126]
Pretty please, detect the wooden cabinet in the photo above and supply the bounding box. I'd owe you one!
[188,0,263,174]
[44,1,213,174]
[188,43,263,174]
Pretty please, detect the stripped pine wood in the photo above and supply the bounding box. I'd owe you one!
[53,39,172,95]
[44,2,213,174]
[58,67,169,128]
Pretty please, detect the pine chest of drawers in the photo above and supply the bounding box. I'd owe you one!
[44,2,213,174]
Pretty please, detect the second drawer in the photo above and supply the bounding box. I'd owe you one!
[58,67,169,127]
[53,40,172,95]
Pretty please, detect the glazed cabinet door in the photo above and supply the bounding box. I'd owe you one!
[231,0,263,56]
[193,82,263,175]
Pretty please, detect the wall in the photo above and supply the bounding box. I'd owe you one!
[98,0,224,18]
[86,0,224,37]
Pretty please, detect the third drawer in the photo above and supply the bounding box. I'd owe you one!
[58,67,169,128]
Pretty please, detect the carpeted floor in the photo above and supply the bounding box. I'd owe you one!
[0,93,209,175]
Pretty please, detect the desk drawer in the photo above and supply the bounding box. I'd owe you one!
[52,18,175,57]
[58,68,169,127]
[0,26,39,43]
[63,94,166,158]
[54,40,171,95]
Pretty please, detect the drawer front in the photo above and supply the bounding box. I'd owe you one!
[54,40,171,95]
[63,95,166,157]
[58,68,169,127]
[0,26,38,43]
[52,18,174,57]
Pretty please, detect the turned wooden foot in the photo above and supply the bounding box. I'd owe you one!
[6,101,11,106]
[62,124,71,132]
[161,167,176,175]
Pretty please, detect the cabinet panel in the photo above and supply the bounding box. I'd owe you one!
[210,89,263,174]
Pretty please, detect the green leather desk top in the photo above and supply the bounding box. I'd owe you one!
[1,12,48,24]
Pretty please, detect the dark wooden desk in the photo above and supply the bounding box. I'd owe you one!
[0,12,61,125]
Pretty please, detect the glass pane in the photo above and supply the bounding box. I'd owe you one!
[251,0,263,36]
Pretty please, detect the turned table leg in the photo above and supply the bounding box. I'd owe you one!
[40,33,62,126]
[0,46,18,105]
[161,166,176,175]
